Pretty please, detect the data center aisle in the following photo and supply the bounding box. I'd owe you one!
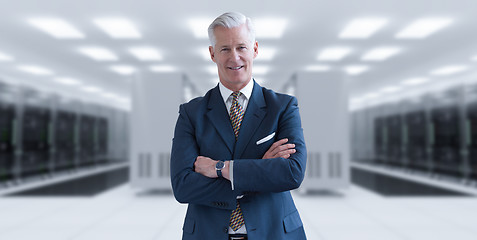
[0,184,476,240]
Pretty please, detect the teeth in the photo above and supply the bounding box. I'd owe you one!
[229,66,242,70]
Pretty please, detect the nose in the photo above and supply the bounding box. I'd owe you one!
[231,49,240,61]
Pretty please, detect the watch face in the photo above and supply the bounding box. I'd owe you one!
[216,161,225,169]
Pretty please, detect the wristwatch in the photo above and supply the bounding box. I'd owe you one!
[215,160,225,178]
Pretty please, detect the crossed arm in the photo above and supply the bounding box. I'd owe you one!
[194,138,296,180]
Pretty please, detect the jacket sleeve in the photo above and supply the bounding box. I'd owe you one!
[170,103,237,210]
[233,96,307,193]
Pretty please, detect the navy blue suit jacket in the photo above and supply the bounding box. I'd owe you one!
[171,81,307,240]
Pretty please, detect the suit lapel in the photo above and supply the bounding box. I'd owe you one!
[206,86,235,154]
[234,81,267,159]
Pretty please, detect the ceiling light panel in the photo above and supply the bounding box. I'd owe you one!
[150,65,176,72]
[254,18,288,39]
[396,18,453,39]
[305,65,331,72]
[344,65,369,75]
[18,65,53,75]
[110,65,136,75]
[0,51,13,61]
[54,77,82,85]
[430,65,467,76]
[129,47,162,61]
[79,47,118,61]
[82,86,102,93]
[318,47,352,61]
[28,18,84,39]
[379,86,402,93]
[361,47,401,61]
[401,77,429,85]
[339,18,388,39]
[188,18,214,38]
[93,18,141,39]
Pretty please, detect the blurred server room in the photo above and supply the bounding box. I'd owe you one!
[1,0,477,239]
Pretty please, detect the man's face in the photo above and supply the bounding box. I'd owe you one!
[209,24,258,91]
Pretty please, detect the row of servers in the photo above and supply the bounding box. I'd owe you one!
[352,85,477,180]
[0,80,128,183]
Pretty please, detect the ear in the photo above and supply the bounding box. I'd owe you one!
[253,41,258,59]
[209,46,216,62]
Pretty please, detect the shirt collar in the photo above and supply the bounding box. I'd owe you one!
[218,78,254,103]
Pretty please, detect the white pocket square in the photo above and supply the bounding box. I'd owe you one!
[256,132,275,145]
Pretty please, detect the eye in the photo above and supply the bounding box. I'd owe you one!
[221,48,230,52]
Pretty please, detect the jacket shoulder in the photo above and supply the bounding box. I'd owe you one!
[261,86,297,106]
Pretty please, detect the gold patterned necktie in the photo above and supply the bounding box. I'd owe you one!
[229,91,245,231]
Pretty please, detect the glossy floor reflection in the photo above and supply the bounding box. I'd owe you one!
[0,184,476,240]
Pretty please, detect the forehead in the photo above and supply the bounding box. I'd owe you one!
[214,24,252,46]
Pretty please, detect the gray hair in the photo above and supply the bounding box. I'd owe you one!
[208,12,256,48]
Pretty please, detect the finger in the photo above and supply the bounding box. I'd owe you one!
[270,138,288,149]
[275,149,296,158]
[274,143,295,154]
[269,139,289,156]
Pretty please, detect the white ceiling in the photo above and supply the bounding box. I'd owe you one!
[1,0,477,107]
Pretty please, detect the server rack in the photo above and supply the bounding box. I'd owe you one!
[430,105,462,176]
[95,117,108,164]
[54,110,77,170]
[386,114,403,166]
[79,114,96,166]
[405,110,428,171]
[0,103,15,181]
[467,102,477,179]
[374,117,386,164]
[21,106,51,176]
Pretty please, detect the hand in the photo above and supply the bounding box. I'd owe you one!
[262,138,296,159]
[194,156,217,178]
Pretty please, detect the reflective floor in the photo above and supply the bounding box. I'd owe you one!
[0,183,476,240]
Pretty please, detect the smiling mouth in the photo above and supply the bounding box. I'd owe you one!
[228,66,244,70]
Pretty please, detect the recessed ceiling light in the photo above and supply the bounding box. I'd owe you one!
[78,47,118,61]
[82,86,102,93]
[54,77,82,85]
[111,65,136,75]
[28,18,84,39]
[379,86,402,93]
[401,77,429,85]
[344,65,369,75]
[363,92,380,99]
[150,65,176,72]
[93,18,141,39]
[339,18,387,39]
[430,65,467,76]
[18,65,53,75]
[305,65,331,72]
[318,47,352,61]
[128,47,162,61]
[361,47,401,61]
[253,65,269,75]
[396,18,453,39]
[254,18,288,39]
[0,51,13,61]
[188,18,214,38]
[256,47,277,61]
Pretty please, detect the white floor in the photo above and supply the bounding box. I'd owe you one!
[0,184,476,240]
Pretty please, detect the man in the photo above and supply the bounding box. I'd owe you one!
[171,12,307,240]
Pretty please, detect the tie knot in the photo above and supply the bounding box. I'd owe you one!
[231,91,241,100]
